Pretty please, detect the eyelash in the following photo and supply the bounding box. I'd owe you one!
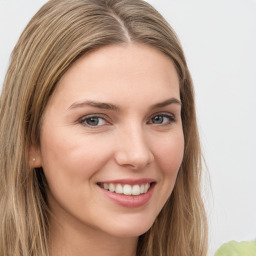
[79,114,109,127]
[78,112,175,128]
[148,113,175,125]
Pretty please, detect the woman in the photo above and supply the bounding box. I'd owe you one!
[0,0,207,255]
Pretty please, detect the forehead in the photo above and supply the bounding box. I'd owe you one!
[48,43,180,108]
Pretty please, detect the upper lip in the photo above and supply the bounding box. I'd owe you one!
[97,178,156,185]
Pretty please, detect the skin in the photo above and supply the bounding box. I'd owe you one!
[31,43,184,256]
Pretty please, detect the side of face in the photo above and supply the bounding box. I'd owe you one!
[30,43,184,239]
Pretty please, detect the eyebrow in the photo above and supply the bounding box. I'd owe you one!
[68,100,120,111]
[68,97,181,111]
[150,98,181,109]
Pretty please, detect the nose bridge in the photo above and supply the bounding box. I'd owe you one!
[115,122,154,169]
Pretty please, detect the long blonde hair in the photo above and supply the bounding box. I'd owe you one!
[0,0,207,255]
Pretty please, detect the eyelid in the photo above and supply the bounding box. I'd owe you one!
[76,111,176,127]
[78,113,111,127]
[148,112,176,124]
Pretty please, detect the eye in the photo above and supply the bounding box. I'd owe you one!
[149,114,175,125]
[80,115,107,127]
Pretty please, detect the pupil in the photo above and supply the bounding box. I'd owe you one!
[153,115,163,124]
[87,117,99,126]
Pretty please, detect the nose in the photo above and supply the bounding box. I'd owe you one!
[114,126,154,170]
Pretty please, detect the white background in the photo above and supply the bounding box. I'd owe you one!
[0,0,255,255]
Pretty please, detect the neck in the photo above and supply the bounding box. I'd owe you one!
[49,215,138,256]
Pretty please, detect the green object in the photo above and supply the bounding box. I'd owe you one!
[215,240,256,256]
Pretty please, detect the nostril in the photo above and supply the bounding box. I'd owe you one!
[114,149,154,170]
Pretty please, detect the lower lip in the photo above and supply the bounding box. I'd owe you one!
[100,184,155,208]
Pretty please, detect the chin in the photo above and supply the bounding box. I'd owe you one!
[102,213,156,238]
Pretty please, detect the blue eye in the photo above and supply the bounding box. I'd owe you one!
[81,116,107,127]
[150,114,175,125]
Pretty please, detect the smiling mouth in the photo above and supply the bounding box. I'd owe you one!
[97,182,153,196]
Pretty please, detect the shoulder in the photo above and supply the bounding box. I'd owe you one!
[215,240,256,256]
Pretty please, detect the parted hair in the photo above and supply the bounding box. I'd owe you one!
[0,0,207,255]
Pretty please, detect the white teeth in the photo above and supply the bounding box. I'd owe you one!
[140,184,145,194]
[115,184,123,194]
[109,183,115,192]
[132,185,141,195]
[123,184,132,195]
[100,183,151,195]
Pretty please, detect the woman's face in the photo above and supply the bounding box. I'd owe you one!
[35,43,184,238]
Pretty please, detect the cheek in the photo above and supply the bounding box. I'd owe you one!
[155,132,184,175]
[149,132,184,216]
[39,127,113,188]
[39,129,116,217]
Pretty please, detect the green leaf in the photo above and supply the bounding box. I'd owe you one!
[215,240,256,256]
